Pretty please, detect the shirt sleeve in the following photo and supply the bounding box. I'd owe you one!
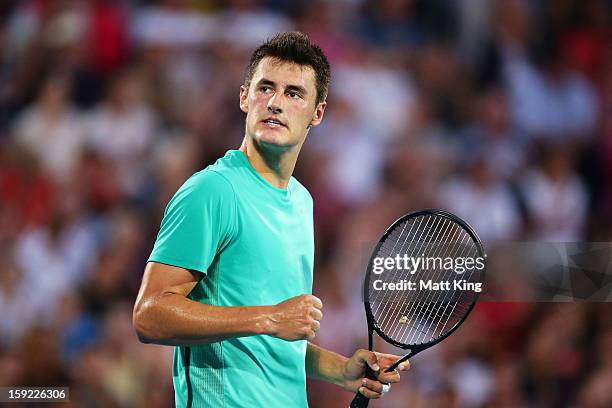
[147,170,237,274]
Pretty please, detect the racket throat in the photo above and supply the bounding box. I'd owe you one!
[386,351,412,373]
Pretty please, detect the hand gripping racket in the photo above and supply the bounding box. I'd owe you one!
[349,209,486,408]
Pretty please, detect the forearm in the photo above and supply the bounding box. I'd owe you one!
[306,342,349,387]
[134,292,274,346]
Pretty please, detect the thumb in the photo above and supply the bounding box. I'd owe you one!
[362,351,380,372]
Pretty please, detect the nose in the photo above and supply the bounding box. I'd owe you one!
[267,93,283,115]
[268,105,282,115]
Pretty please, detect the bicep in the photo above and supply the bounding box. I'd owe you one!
[133,262,204,343]
[148,171,237,274]
[136,262,202,303]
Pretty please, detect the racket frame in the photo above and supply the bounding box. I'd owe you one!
[362,208,486,371]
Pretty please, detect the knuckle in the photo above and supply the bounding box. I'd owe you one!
[368,381,381,392]
[361,388,379,399]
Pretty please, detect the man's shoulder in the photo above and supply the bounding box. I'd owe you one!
[180,151,245,192]
[176,167,236,203]
[290,177,313,205]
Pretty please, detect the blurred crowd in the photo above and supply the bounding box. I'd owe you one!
[0,0,611,407]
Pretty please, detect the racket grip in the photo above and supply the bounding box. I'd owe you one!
[349,392,371,408]
[348,365,377,408]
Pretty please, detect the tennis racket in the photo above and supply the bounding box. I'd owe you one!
[349,209,486,408]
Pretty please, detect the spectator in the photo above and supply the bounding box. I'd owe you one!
[12,71,86,183]
[519,143,588,240]
[86,67,157,199]
[439,152,521,241]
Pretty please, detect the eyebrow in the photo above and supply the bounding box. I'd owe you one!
[257,78,308,96]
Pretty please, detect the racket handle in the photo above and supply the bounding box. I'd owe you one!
[348,365,377,408]
[349,392,371,408]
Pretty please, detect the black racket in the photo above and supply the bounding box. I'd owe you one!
[349,209,486,408]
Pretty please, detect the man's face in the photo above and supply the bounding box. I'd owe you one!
[240,57,326,150]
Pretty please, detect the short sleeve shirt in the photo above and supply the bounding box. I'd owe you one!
[148,150,314,408]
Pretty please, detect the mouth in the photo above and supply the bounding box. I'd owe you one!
[261,117,287,128]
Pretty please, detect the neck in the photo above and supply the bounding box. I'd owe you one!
[239,137,301,189]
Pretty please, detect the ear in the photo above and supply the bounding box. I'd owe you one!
[239,84,249,113]
[309,101,327,128]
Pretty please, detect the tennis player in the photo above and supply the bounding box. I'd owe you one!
[133,32,409,407]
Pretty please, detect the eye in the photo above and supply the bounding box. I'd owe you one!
[260,85,273,93]
[287,90,302,99]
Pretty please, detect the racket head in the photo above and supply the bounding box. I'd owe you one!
[363,209,486,351]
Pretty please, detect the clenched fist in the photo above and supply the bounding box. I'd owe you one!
[267,295,323,341]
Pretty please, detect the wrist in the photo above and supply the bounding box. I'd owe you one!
[338,356,351,388]
[306,343,350,387]
[255,305,278,336]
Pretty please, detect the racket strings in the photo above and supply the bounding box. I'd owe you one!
[406,229,478,344]
[375,216,444,336]
[368,214,484,346]
[402,232,478,345]
[410,228,477,342]
[372,217,434,334]
[371,216,425,323]
[387,219,468,343]
[372,215,446,340]
[391,221,467,343]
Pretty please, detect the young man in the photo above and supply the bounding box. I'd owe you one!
[133,32,408,407]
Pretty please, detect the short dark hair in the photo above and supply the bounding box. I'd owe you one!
[244,32,331,105]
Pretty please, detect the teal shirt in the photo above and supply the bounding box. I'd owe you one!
[148,150,314,408]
